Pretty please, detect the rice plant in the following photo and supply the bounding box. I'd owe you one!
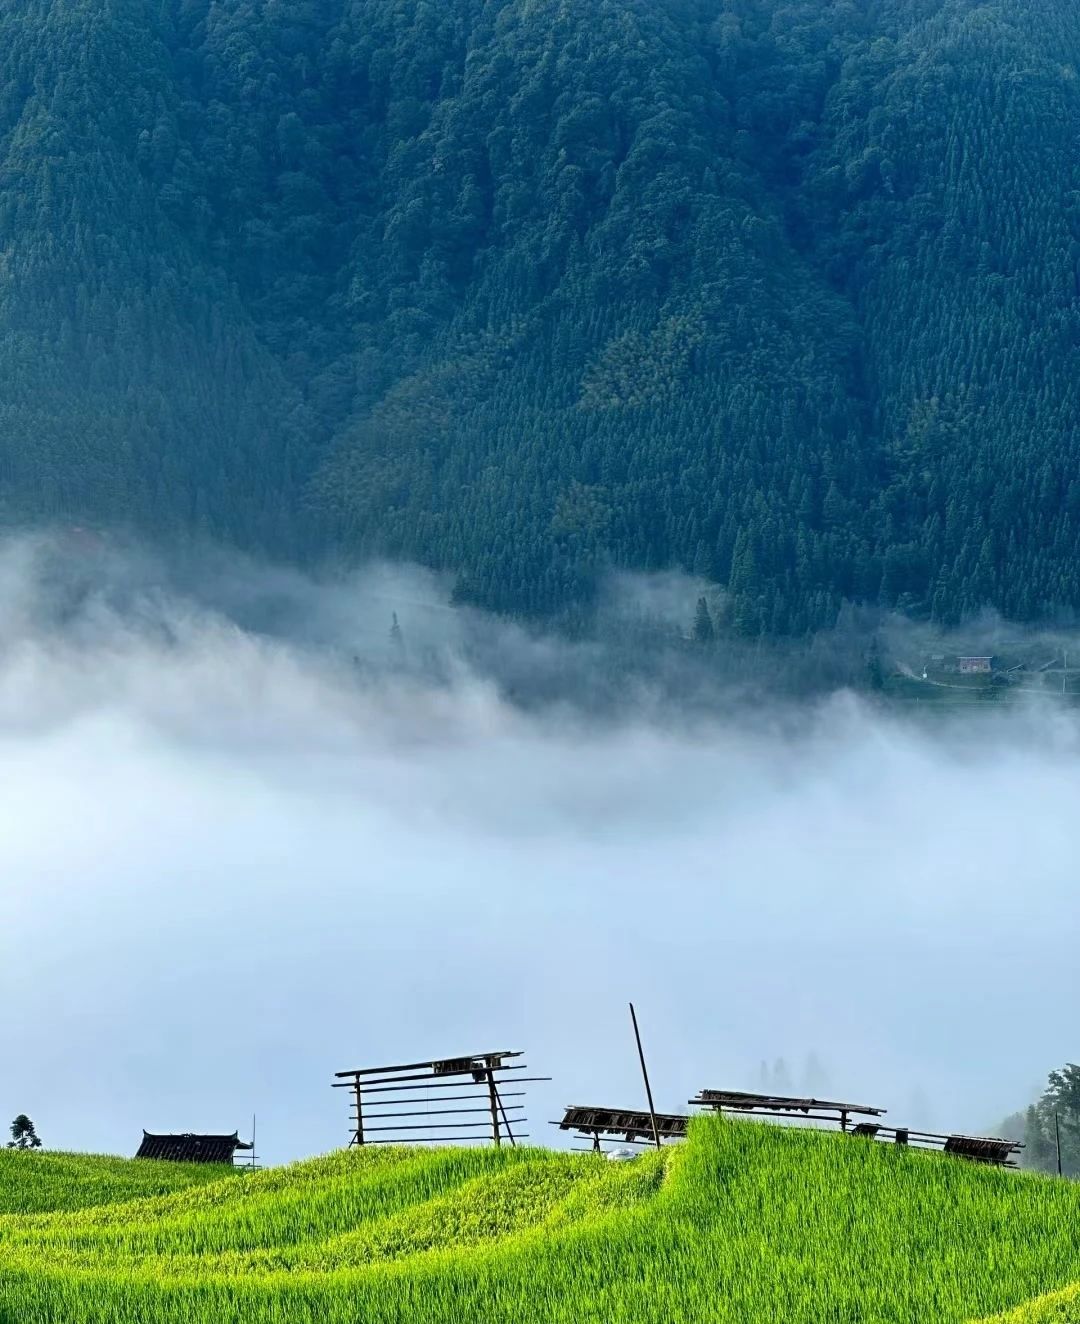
[2,1117,1080,1323]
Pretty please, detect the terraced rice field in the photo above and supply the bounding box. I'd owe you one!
[986,1283,1080,1322]
[4,1116,1080,1322]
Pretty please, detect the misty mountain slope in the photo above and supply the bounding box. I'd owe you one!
[3,0,1080,627]
[304,0,875,623]
[810,0,1080,621]
[0,0,308,546]
[4,1119,1080,1323]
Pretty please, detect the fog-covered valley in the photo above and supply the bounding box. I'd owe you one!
[1,536,1077,1162]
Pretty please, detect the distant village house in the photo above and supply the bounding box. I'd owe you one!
[923,654,998,678]
[135,1131,252,1165]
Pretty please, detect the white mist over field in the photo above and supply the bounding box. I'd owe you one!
[1,537,1078,1162]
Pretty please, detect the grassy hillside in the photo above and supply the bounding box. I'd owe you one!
[4,1118,1080,1323]
[0,1148,238,1216]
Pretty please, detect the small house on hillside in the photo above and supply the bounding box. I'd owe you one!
[135,1131,252,1165]
[922,654,999,678]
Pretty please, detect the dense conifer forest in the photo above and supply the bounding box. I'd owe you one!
[2,0,1079,631]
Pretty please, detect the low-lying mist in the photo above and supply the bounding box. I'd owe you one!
[1,534,1077,1162]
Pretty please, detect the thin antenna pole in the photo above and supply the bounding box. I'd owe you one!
[1055,1112,1063,1176]
[251,1113,256,1171]
[629,1002,662,1151]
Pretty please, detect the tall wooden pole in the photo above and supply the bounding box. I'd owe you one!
[353,1078,365,1147]
[1055,1111,1063,1176]
[485,1067,502,1147]
[629,1002,662,1150]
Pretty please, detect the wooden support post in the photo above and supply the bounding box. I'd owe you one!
[485,1067,501,1147]
[895,1128,909,1146]
[353,1078,364,1147]
[493,1082,517,1147]
[629,1002,662,1151]
[1055,1112,1062,1176]
[840,1110,848,1133]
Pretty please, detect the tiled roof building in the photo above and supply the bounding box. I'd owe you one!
[135,1131,252,1165]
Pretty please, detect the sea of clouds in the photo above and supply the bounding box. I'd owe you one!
[1,535,1077,1161]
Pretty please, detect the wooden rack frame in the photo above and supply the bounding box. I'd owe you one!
[553,1104,689,1153]
[691,1089,886,1131]
[332,1050,549,1148]
[691,1089,1021,1168]
[847,1122,1022,1167]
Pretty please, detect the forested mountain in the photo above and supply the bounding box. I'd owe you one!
[2,0,1080,631]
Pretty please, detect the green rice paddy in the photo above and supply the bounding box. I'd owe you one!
[3,1116,1080,1323]
[986,1283,1080,1321]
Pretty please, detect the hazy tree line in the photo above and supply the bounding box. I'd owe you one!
[2,0,1080,632]
[1001,1067,1080,1176]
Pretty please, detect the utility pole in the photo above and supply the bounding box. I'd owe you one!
[1056,1112,1063,1177]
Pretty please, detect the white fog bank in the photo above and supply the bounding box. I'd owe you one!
[1,541,1077,1160]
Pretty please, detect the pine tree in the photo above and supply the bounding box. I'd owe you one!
[866,640,884,690]
[771,1058,792,1095]
[692,596,714,644]
[801,1052,828,1096]
[1024,1105,1056,1174]
[7,1115,42,1150]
